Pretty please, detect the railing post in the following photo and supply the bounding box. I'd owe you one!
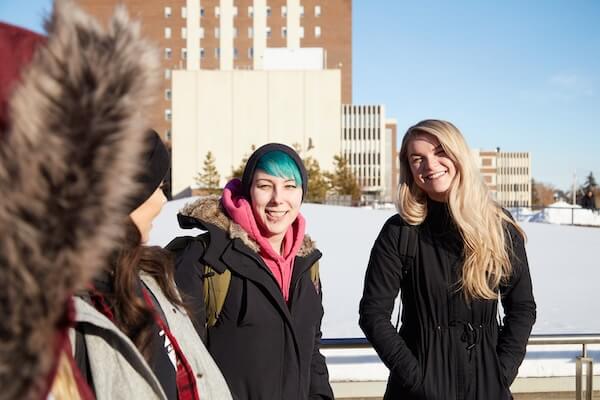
[576,344,593,400]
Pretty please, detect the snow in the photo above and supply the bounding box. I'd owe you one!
[508,200,600,226]
[149,197,600,380]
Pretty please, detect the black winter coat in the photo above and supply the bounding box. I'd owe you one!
[171,197,334,400]
[359,202,536,400]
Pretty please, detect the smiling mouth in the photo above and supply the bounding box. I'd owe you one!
[266,210,288,218]
[425,171,447,181]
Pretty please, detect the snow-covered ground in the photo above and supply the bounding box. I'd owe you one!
[149,198,600,380]
[508,200,600,226]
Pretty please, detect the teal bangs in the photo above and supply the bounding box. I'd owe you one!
[256,150,302,186]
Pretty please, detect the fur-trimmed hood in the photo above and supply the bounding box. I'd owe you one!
[0,1,159,398]
[180,196,317,257]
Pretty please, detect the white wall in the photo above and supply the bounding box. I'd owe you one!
[172,70,341,195]
[263,48,324,70]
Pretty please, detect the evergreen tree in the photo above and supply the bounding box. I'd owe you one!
[583,171,597,192]
[303,156,329,203]
[230,145,256,180]
[327,154,361,204]
[195,151,221,194]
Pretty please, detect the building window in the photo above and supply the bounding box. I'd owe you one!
[181,6,187,18]
[281,5,287,17]
[248,27,253,38]
[281,27,287,38]
[164,48,172,59]
[181,48,187,60]
[300,5,304,17]
[233,6,238,16]
[165,109,172,121]
[234,28,238,38]
[200,48,205,58]
[165,129,172,140]
[215,6,220,17]
[299,26,304,38]
[248,6,253,17]
[214,27,220,38]
[248,47,254,59]
[200,7,205,17]
[164,6,172,18]
[233,48,238,59]
[164,69,171,80]
[181,27,187,39]
[266,26,272,38]
[315,5,321,17]
[165,89,171,101]
[266,6,271,16]
[199,27,204,39]
[314,26,321,38]
[164,27,172,39]
[214,47,220,58]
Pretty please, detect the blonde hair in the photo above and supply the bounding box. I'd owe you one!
[396,119,524,300]
[49,351,82,400]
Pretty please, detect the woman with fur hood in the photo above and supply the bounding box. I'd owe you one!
[0,2,231,399]
[169,143,334,400]
[359,120,536,400]
[0,0,159,398]
[73,128,232,400]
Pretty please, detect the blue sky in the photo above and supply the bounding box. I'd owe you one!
[353,1,600,190]
[2,1,599,190]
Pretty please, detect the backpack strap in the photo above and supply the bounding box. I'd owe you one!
[398,224,419,278]
[395,224,419,329]
[203,265,231,328]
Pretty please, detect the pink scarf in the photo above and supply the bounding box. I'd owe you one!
[221,179,305,302]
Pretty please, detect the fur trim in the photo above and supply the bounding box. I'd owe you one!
[0,1,159,398]
[181,196,317,256]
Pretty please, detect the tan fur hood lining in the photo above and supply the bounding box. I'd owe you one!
[180,196,316,257]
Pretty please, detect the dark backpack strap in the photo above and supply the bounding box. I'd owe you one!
[73,325,95,395]
[398,225,419,278]
[395,225,419,329]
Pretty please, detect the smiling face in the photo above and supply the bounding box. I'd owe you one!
[250,169,303,241]
[130,186,167,243]
[406,132,457,202]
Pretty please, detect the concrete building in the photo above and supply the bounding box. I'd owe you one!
[77,0,352,140]
[475,149,531,207]
[341,105,393,202]
[386,119,398,200]
[171,69,341,195]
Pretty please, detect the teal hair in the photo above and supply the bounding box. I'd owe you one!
[256,150,302,186]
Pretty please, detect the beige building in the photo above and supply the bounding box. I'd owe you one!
[78,0,352,141]
[172,69,341,195]
[341,105,394,202]
[475,149,531,207]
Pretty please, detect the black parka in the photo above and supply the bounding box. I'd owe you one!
[359,202,536,400]
[170,197,334,400]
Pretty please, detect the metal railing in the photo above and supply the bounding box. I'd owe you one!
[322,334,600,400]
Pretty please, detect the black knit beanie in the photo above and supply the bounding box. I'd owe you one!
[241,143,308,201]
[129,129,170,211]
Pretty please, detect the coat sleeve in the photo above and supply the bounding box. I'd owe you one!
[309,281,334,400]
[171,237,209,342]
[497,223,536,385]
[358,215,423,392]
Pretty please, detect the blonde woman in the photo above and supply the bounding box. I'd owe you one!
[359,120,536,400]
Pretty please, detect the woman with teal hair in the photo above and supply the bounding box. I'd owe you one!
[170,143,334,399]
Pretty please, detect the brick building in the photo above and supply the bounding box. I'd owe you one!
[77,0,352,141]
